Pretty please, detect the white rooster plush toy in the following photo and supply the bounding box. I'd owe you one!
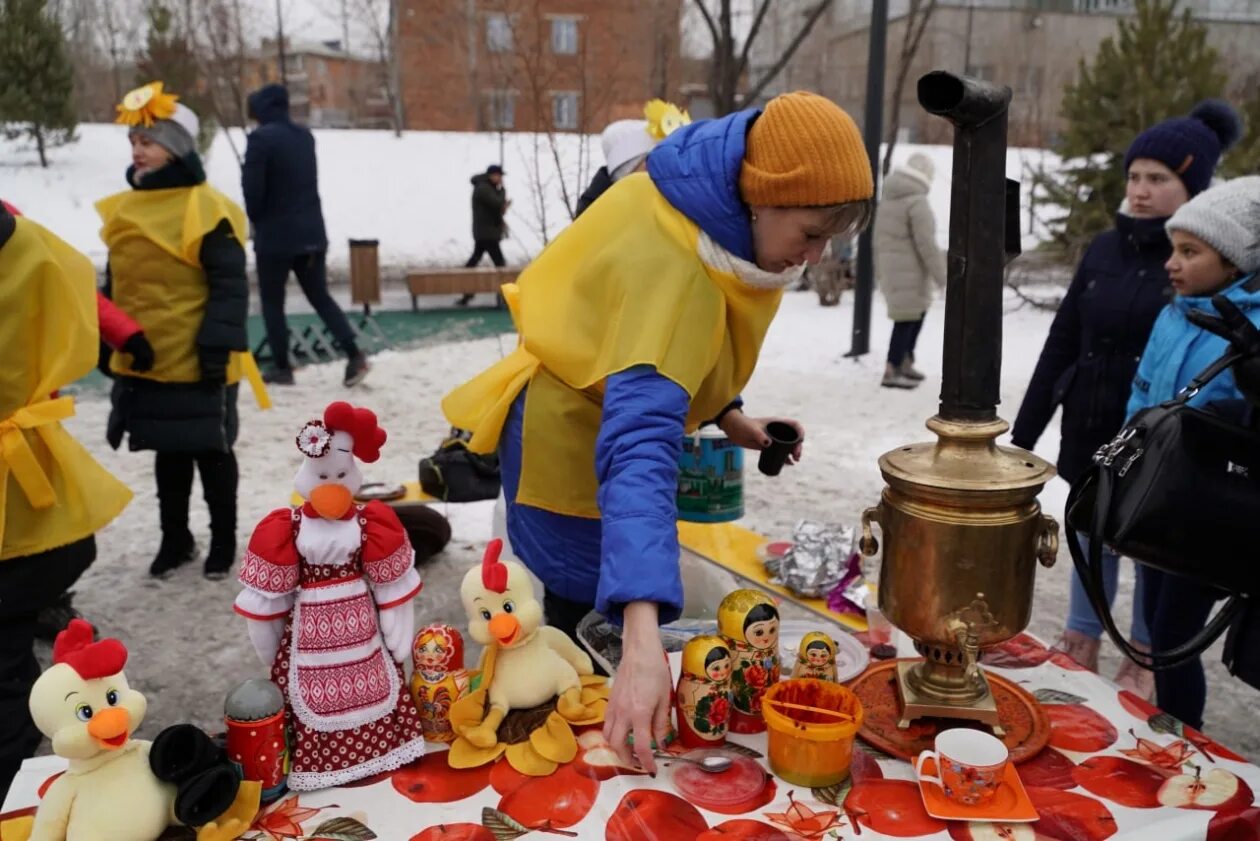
[234,402,427,790]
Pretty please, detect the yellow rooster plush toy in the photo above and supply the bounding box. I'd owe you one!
[25,620,258,841]
[446,540,610,775]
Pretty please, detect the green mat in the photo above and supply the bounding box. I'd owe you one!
[72,307,515,393]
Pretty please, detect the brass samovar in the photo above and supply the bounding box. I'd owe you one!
[858,72,1059,735]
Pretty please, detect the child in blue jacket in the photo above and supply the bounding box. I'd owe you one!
[1126,175,1260,728]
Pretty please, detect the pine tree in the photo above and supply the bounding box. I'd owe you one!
[0,0,78,168]
[135,1,217,154]
[1033,0,1226,261]
[1222,79,1260,177]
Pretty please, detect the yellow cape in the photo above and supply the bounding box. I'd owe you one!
[442,173,782,518]
[0,219,132,560]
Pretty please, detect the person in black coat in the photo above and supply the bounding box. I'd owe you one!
[1012,101,1241,698]
[460,165,510,304]
[243,84,368,387]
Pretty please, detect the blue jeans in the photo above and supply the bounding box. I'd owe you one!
[1067,531,1151,646]
[1142,567,1222,730]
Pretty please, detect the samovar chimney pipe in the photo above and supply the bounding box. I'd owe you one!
[916,71,1020,423]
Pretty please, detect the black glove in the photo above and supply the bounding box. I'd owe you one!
[199,347,230,385]
[1186,294,1260,406]
[122,332,155,372]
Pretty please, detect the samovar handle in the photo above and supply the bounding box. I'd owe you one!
[859,505,882,556]
[1036,513,1059,568]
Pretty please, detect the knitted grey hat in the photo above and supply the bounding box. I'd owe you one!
[1166,176,1260,275]
[129,102,199,159]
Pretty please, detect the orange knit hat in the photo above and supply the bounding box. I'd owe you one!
[739,91,873,207]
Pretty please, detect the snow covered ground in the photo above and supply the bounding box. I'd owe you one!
[1,124,1061,271]
[48,288,1260,763]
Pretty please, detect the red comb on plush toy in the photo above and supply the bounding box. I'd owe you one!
[323,401,386,463]
[52,619,128,680]
[481,538,508,593]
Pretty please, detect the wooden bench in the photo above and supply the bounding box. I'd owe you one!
[405,267,520,310]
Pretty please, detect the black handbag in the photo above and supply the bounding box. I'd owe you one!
[418,428,501,503]
[1065,349,1257,670]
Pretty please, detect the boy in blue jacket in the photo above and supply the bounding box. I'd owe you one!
[1126,176,1260,728]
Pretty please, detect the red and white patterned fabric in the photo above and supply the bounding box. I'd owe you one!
[236,502,425,790]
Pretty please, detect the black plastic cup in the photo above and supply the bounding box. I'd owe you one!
[758,421,801,477]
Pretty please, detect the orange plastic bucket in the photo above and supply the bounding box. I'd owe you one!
[761,678,864,787]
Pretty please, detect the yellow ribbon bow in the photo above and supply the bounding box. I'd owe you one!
[0,395,76,511]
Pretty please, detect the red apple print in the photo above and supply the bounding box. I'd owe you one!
[1071,756,1169,808]
[1017,748,1077,790]
[1026,787,1118,841]
[1187,728,1250,763]
[697,819,793,841]
[1118,691,1247,762]
[410,824,495,841]
[1119,730,1197,771]
[498,763,600,828]
[981,633,1053,669]
[1117,690,1161,721]
[1207,806,1260,841]
[762,791,842,841]
[844,779,947,837]
[850,746,884,783]
[490,758,532,796]
[572,730,649,781]
[1157,767,1254,812]
[37,772,64,799]
[391,759,492,803]
[606,789,708,841]
[1046,704,1119,753]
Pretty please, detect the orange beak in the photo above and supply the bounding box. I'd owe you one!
[309,483,353,520]
[488,613,521,647]
[87,707,130,750]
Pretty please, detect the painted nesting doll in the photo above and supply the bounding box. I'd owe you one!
[675,635,733,748]
[790,631,838,682]
[410,623,471,743]
[718,589,781,734]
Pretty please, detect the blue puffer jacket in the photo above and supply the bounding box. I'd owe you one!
[1126,274,1260,420]
[501,107,761,625]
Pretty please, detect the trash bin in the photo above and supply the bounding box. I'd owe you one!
[349,239,380,310]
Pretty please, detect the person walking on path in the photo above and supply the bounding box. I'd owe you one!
[459,164,510,305]
[243,83,370,387]
[1012,100,1241,700]
[874,152,946,389]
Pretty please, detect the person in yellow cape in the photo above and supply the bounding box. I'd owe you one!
[442,91,874,773]
[0,201,133,800]
[101,82,256,581]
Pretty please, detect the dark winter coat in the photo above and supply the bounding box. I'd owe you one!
[1011,213,1175,484]
[242,84,328,257]
[575,166,613,218]
[106,157,246,454]
[471,173,507,241]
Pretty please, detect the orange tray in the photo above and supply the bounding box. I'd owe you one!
[848,659,1051,764]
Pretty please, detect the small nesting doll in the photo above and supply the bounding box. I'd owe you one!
[675,635,733,748]
[410,623,471,743]
[718,589,781,734]
[790,631,838,682]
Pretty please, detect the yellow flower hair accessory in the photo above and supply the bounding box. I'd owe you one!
[645,99,691,141]
[115,82,179,128]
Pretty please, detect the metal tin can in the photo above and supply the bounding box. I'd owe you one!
[678,428,744,523]
[224,679,288,804]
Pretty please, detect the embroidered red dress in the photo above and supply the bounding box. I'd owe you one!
[236,501,426,790]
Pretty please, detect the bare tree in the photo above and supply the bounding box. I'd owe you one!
[881,0,937,176]
[327,0,405,134]
[691,0,833,115]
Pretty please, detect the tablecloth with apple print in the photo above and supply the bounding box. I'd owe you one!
[3,634,1258,841]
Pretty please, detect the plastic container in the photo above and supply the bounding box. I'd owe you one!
[761,678,864,788]
[669,749,767,811]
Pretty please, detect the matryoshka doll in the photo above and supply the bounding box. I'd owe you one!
[676,635,733,748]
[790,631,838,681]
[410,623,471,743]
[718,589,781,734]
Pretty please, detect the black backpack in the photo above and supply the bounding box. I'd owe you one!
[419,428,501,502]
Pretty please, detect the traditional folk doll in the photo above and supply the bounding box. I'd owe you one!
[410,624,471,744]
[234,402,426,790]
[718,589,781,734]
[790,631,838,682]
[675,635,733,748]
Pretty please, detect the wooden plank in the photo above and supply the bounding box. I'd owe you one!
[677,520,868,632]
